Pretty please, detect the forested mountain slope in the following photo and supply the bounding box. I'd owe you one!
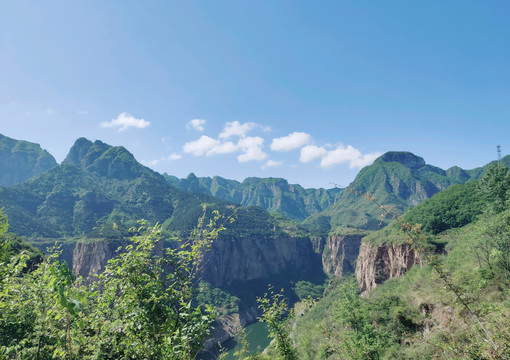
[163,172,342,221]
[0,138,216,237]
[292,164,510,359]
[0,133,57,186]
[303,152,510,231]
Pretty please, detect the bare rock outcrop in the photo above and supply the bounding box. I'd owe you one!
[72,239,126,279]
[355,241,421,292]
[200,235,315,287]
[322,234,363,277]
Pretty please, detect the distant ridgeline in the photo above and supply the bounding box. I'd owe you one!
[0,136,293,240]
[163,172,343,222]
[167,151,510,231]
[0,132,507,237]
[0,133,57,186]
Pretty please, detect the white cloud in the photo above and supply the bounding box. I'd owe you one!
[349,152,382,168]
[320,145,362,168]
[300,145,328,162]
[237,136,267,162]
[77,110,88,116]
[168,153,182,160]
[207,141,239,155]
[182,135,219,156]
[238,136,264,149]
[46,108,57,114]
[271,132,312,152]
[300,143,380,169]
[264,160,283,168]
[319,145,381,169]
[145,153,182,166]
[147,158,163,166]
[186,119,206,131]
[101,113,150,131]
[219,121,256,139]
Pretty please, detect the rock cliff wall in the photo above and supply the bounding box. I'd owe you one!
[70,234,316,288]
[72,239,126,279]
[322,234,363,277]
[355,241,421,292]
[200,235,316,287]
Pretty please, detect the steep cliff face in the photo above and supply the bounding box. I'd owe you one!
[322,234,363,277]
[72,239,126,279]
[70,234,316,288]
[200,235,315,287]
[355,241,421,292]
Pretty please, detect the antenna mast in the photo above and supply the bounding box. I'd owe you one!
[497,145,502,163]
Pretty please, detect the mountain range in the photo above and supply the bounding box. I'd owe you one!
[1,133,506,239]
[1,132,508,357]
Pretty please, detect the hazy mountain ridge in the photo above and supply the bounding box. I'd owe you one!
[0,133,57,186]
[163,172,343,221]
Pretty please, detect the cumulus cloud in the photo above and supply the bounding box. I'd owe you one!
[146,153,182,166]
[320,145,381,169]
[101,113,150,131]
[168,153,182,160]
[147,158,162,166]
[349,152,381,168]
[219,121,256,139]
[182,136,219,156]
[264,160,283,168]
[271,132,311,152]
[320,145,363,168]
[300,145,329,163]
[300,143,380,169]
[207,141,239,155]
[183,136,241,157]
[186,119,206,131]
[237,136,267,162]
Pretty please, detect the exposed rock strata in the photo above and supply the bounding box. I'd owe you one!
[322,234,363,277]
[72,239,126,279]
[355,241,421,292]
[200,235,315,287]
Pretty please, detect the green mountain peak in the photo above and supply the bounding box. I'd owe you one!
[0,133,57,186]
[376,151,426,169]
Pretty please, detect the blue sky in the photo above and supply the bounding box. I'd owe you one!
[1,1,509,188]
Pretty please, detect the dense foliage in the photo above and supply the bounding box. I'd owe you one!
[403,181,483,234]
[197,281,240,316]
[0,210,223,359]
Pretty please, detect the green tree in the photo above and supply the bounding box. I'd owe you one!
[257,287,297,360]
[478,163,510,214]
[0,207,226,359]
